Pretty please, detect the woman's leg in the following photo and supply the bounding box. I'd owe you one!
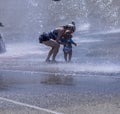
[46,47,54,62]
[52,42,60,61]
[43,39,60,62]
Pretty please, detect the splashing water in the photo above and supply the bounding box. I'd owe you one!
[0,0,120,77]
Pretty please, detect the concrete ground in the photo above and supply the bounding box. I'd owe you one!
[0,58,120,114]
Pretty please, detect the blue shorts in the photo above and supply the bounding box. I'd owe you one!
[63,47,72,53]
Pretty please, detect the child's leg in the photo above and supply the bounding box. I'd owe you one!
[64,52,67,62]
[68,50,72,62]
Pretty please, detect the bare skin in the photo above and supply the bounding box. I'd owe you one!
[43,39,60,62]
[54,26,66,42]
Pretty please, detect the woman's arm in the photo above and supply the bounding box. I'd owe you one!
[56,28,65,42]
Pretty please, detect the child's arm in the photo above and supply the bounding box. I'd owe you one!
[73,42,77,46]
[59,41,66,45]
[71,39,77,46]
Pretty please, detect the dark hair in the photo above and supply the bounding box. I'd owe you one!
[63,22,76,33]
[72,21,75,26]
[63,25,68,29]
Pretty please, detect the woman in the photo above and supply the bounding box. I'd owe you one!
[40,22,76,62]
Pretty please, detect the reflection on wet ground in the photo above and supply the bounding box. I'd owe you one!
[0,73,9,90]
[0,68,120,114]
[41,74,74,85]
[0,69,75,86]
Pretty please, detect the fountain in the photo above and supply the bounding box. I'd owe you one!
[0,0,120,43]
[0,0,120,62]
[0,1,120,114]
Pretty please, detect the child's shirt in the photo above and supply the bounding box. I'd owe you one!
[61,38,75,48]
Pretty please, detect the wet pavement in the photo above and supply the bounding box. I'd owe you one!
[0,59,120,114]
[0,35,120,114]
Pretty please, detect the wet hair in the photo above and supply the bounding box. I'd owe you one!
[64,22,76,33]
[63,25,68,29]
[72,21,75,26]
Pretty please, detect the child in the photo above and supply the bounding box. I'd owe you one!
[61,30,77,62]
